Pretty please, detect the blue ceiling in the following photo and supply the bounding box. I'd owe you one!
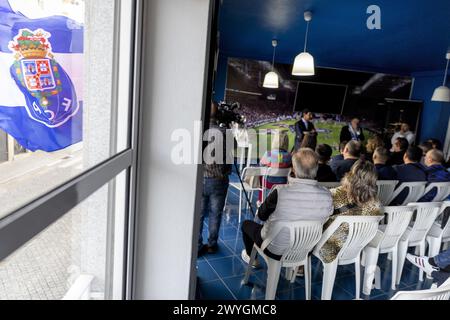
[219,0,450,75]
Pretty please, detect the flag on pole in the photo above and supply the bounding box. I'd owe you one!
[0,0,83,152]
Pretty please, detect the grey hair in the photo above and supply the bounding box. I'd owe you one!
[428,149,445,164]
[292,148,319,179]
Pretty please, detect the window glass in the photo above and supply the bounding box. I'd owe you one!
[0,171,128,300]
[0,0,132,219]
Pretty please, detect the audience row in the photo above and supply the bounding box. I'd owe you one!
[260,133,450,206]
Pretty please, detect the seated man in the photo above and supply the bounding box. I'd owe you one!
[407,249,450,287]
[330,141,347,173]
[390,146,427,205]
[240,148,333,266]
[316,144,337,182]
[333,140,362,181]
[419,149,450,202]
[391,123,415,149]
[373,147,397,180]
[388,137,409,166]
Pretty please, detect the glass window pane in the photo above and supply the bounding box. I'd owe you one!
[0,171,128,300]
[0,0,133,218]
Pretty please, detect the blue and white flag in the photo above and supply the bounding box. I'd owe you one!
[0,0,83,152]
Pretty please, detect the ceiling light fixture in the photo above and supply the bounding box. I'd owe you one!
[263,39,279,89]
[432,52,450,102]
[292,11,315,76]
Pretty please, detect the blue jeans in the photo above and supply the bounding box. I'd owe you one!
[198,177,229,250]
[434,249,450,269]
[432,271,450,286]
[432,249,450,286]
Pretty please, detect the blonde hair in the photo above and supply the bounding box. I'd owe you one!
[341,160,378,206]
[366,136,385,154]
[271,131,289,151]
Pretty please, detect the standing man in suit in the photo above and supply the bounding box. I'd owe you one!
[340,117,365,143]
[294,109,316,152]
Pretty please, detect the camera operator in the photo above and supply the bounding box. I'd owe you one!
[198,101,233,257]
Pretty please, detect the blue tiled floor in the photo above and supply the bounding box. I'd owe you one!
[196,172,434,300]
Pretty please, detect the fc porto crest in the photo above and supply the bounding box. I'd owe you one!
[21,59,56,91]
[9,29,79,128]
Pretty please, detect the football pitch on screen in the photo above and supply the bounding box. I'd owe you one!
[253,120,344,156]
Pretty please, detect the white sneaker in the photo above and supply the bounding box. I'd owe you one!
[241,249,260,268]
[406,254,439,276]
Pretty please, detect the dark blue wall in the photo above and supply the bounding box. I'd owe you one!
[411,71,450,144]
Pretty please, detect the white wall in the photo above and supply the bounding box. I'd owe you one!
[0,130,7,162]
[134,0,211,299]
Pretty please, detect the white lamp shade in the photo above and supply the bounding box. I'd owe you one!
[431,85,450,102]
[263,71,279,88]
[292,52,315,76]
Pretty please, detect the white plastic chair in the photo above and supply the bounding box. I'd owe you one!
[390,182,427,206]
[426,201,450,258]
[391,278,450,300]
[376,180,399,206]
[228,166,267,223]
[362,206,414,295]
[396,202,442,284]
[243,220,323,300]
[423,182,450,202]
[261,167,291,199]
[312,215,384,300]
[318,182,341,189]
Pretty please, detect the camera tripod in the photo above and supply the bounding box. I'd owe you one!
[232,157,257,219]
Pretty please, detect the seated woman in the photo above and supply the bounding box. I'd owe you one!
[319,160,383,264]
[365,135,385,162]
[300,131,318,151]
[259,131,292,201]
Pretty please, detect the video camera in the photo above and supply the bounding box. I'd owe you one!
[216,102,255,216]
[216,102,246,128]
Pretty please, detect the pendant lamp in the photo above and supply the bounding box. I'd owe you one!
[292,11,315,76]
[263,39,279,88]
[432,52,450,102]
